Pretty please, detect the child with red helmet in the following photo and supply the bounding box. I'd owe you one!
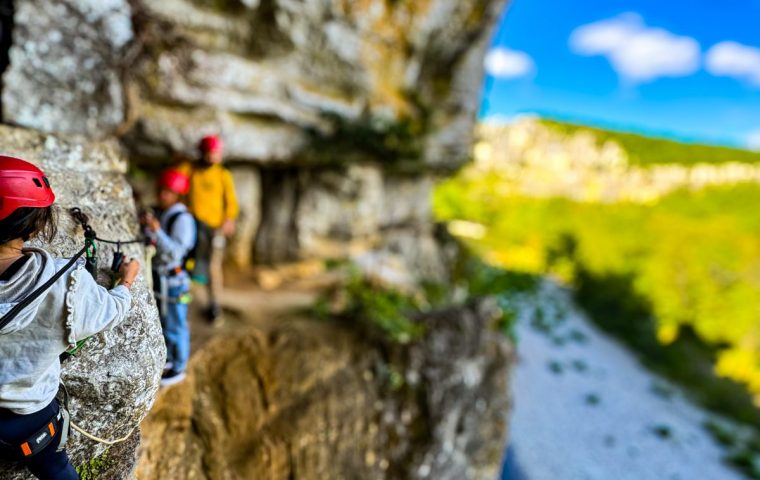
[142,169,195,386]
[0,156,140,479]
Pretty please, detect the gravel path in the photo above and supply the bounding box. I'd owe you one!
[502,282,743,480]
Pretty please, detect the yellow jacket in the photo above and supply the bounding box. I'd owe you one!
[178,162,239,229]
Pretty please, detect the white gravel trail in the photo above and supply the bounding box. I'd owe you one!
[504,282,743,480]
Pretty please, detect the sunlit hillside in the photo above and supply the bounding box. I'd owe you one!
[539,119,760,167]
[435,118,760,402]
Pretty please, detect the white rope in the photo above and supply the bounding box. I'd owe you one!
[70,420,138,446]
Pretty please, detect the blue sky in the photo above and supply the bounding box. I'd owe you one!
[481,0,760,149]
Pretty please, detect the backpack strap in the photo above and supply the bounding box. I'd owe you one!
[165,210,194,237]
[0,245,88,332]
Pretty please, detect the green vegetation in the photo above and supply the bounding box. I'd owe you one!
[308,113,426,168]
[76,448,112,480]
[435,164,760,420]
[704,419,760,479]
[313,254,537,344]
[312,267,427,343]
[436,119,760,475]
[540,118,760,167]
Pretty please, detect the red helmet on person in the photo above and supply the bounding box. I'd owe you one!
[0,156,56,221]
[158,169,191,195]
[199,135,223,155]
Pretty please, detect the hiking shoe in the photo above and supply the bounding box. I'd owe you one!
[204,303,222,323]
[160,369,186,387]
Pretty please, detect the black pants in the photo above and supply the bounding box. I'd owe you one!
[192,220,214,284]
[0,400,78,480]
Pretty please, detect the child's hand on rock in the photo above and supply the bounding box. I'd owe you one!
[142,212,161,233]
[120,258,141,289]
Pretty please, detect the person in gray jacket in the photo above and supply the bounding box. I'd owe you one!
[142,169,195,386]
[0,156,140,480]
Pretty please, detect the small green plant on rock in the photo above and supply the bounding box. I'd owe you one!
[311,244,538,344]
[313,266,427,344]
[76,448,111,480]
[309,113,426,167]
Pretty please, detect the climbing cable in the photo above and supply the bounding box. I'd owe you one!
[69,208,145,245]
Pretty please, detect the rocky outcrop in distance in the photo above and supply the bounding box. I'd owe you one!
[475,118,760,203]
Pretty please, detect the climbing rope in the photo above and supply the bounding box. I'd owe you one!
[70,421,137,446]
[59,383,138,446]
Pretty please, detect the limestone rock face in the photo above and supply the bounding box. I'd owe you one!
[0,126,165,480]
[476,119,760,203]
[3,0,133,138]
[125,0,506,169]
[255,163,444,278]
[2,0,508,267]
[137,301,513,480]
[228,165,262,268]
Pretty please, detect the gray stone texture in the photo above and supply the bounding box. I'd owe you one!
[3,0,133,138]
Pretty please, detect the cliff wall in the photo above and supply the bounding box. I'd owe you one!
[0,0,510,478]
[137,301,512,480]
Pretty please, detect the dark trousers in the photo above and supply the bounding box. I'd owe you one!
[0,400,78,480]
[192,221,224,308]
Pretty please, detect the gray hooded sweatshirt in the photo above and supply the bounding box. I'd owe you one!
[0,248,132,415]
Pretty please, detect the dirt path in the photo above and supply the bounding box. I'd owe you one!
[187,279,320,353]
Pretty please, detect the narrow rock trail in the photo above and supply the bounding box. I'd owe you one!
[187,272,323,353]
[504,283,743,480]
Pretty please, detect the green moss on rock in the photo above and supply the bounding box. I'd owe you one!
[76,448,112,480]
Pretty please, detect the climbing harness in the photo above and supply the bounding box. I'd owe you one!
[153,265,193,318]
[0,403,68,459]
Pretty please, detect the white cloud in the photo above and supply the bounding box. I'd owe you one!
[747,130,760,151]
[569,13,700,84]
[484,48,535,79]
[706,41,760,86]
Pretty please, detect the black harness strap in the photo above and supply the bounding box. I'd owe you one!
[0,244,88,332]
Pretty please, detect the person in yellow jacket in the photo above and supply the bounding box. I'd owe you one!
[178,135,239,322]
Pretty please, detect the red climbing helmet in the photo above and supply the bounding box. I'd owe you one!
[199,135,223,155]
[158,169,190,195]
[0,156,56,221]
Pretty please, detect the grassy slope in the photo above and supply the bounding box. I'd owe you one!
[539,118,760,166]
